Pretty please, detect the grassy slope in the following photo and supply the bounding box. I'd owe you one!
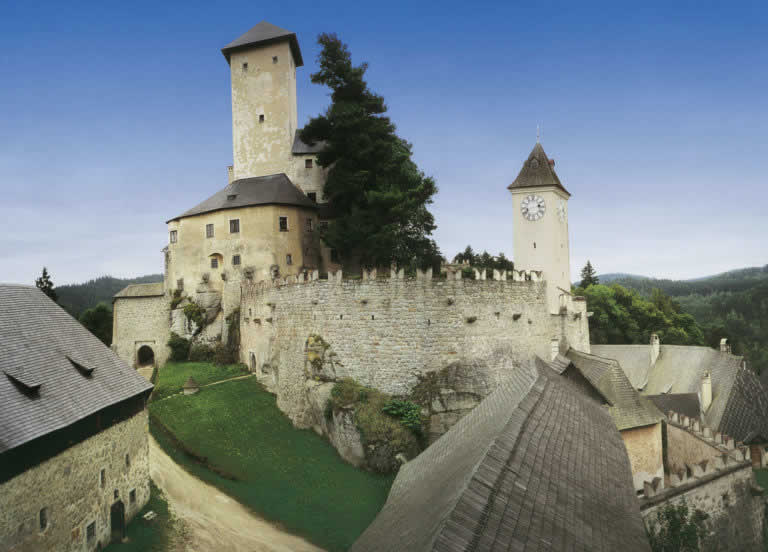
[149,377,393,552]
[152,362,249,400]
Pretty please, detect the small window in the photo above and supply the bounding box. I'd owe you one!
[307,192,317,202]
[176,278,184,291]
[286,254,293,265]
[259,114,265,123]
[39,508,48,531]
[330,249,340,263]
[233,255,241,266]
[306,218,314,232]
[305,159,313,169]
[114,490,119,500]
[211,258,219,269]
[242,62,248,72]
[230,219,240,233]
[279,216,288,232]
[206,223,214,238]
[272,56,278,64]
[125,453,130,467]
[227,194,237,201]
[319,221,329,231]
[100,469,106,488]
[87,522,96,542]
[129,489,136,504]
[169,230,177,243]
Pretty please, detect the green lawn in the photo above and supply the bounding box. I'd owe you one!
[104,480,184,551]
[149,377,393,552]
[152,361,248,400]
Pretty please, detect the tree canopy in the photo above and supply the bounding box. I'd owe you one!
[35,267,57,302]
[79,303,113,346]
[452,245,515,271]
[580,260,599,288]
[300,33,439,271]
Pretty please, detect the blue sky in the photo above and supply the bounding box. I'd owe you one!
[1,0,766,285]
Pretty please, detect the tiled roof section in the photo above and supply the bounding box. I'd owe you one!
[221,21,303,66]
[507,142,570,195]
[113,282,164,299]
[0,285,153,453]
[350,358,650,552]
[292,129,326,154]
[167,173,317,222]
[567,350,664,431]
[646,393,701,420]
[590,344,651,390]
[718,367,768,444]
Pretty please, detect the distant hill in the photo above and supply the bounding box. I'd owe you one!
[57,275,163,318]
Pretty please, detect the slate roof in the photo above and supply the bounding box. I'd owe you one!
[351,358,650,552]
[646,393,701,420]
[593,344,768,444]
[292,129,326,154]
[221,21,303,66]
[167,173,317,223]
[508,142,570,195]
[0,285,153,454]
[567,350,664,431]
[113,282,164,299]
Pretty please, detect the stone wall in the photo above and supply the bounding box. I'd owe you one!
[240,269,590,433]
[667,421,728,473]
[623,423,665,491]
[112,295,171,369]
[0,410,151,552]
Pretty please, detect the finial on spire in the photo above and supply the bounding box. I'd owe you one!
[536,124,540,143]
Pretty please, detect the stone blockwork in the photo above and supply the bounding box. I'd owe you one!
[623,423,665,491]
[0,411,151,552]
[112,294,171,369]
[240,269,590,434]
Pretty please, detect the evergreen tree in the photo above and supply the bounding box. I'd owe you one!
[79,303,113,346]
[453,246,475,264]
[35,267,57,302]
[580,260,599,288]
[300,33,439,271]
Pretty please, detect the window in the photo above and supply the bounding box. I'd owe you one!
[307,192,317,202]
[286,254,293,265]
[100,469,105,488]
[319,220,329,231]
[86,522,96,542]
[306,218,314,232]
[129,489,136,504]
[230,219,240,233]
[279,216,288,232]
[227,194,237,200]
[259,114,265,123]
[125,453,130,467]
[211,258,219,269]
[242,62,248,72]
[114,490,119,500]
[169,230,177,243]
[39,508,48,531]
[232,255,241,266]
[272,56,278,64]
[176,278,184,291]
[206,223,214,238]
[330,249,340,263]
[305,159,313,169]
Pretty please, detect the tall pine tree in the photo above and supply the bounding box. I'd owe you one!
[35,267,58,302]
[300,33,439,271]
[580,260,599,288]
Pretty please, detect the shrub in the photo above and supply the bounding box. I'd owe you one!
[167,332,190,362]
[189,343,215,362]
[213,342,236,366]
[170,289,184,310]
[382,399,423,434]
[647,501,708,552]
[183,302,206,334]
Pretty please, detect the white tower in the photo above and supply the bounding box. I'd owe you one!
[509,143,571,314]
[222,21,303,180]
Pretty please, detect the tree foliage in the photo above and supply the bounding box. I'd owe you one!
[35,267,57,302]
[574,283,705,346]
[300,33,439,271]
[580,260,599,288]
[56,274,163,318]
[79,303,113,346]
[647,501,709,552]
[452,245,515,271]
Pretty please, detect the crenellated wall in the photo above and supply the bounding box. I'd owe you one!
[239,268,590,432]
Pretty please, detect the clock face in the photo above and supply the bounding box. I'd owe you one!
[521,195,546,221]
[557,199,567,222]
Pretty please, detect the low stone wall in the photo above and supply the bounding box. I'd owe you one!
[0,410,151,552]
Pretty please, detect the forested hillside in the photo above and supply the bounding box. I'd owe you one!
[57,274,163,318]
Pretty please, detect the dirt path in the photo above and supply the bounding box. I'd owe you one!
[149,436,323,552]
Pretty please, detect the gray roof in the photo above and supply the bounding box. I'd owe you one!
[292,129,326,155]
[593,344,768,443]
[167,173,317,223]
[567,349,664,431]
[221,21,303,66]
[646,393,701,420]
[351,358,650,552]
[0,285,153,454]
[114,282,164,299]
[508,142,570,195]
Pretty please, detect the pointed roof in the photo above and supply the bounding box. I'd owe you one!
[221,21,303,67]
[508,142,569,195]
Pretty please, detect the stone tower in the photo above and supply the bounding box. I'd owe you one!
[508,142,571,314]
[222,21,303,180]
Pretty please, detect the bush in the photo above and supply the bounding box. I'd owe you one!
[382,399,423,434]
[167,332,190,362]
[183,302,206,334]
[189,343,215,362]
[647,501,708,551]
[213,342,236,366]
[170,289,184,310]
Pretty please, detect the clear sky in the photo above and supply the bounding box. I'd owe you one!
[1,0,766,285]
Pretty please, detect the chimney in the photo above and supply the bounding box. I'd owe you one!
[701,372,712,412]
[720,338,731,354]
[650,333,660,366]
[227,165,234,184]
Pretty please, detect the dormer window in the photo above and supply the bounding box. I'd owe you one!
[227,194,237,201]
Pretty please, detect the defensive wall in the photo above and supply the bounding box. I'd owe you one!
[112,294,171,370]
[240,267,590,434]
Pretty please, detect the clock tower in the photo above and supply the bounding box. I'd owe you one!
[508,142,571,314]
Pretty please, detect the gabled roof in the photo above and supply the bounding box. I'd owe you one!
[114,282,164,299]
[646,393,701,420]
[167,173,317,223]
[221,21,303,67]
[351,358,650,552]
[0,285,153,454]
[567,349,664,431]
[508,142,570,195]
[292,129,326,155]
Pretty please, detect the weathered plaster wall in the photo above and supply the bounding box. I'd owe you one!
[240,273,589,431]
[112,295,170,369]
[287,154,327,200]
[0,411,151,552]
[623,423,665,491]
[667,422,726,473]
[641,463,764,551]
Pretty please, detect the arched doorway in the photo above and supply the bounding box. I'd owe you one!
[110,500,125,543]
[137,345,155,367]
